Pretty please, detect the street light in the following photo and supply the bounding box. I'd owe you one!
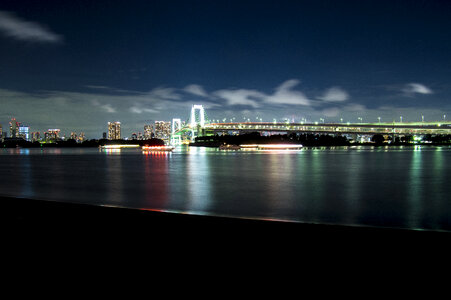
[378,117,381,123]
[421,115,424,123]
[400,116,403,123]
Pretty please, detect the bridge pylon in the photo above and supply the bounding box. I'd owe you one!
[170,118,182,145]
[189,104,208,141]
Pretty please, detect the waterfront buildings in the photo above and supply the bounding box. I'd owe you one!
[69,132,86,143]
[31,132,40,142]
[9,118,19,138]
[7,118,30,141]
[19,125,29,141]
[144,124,153,139]
[46,129,61,142]
[107,121,121,140]
[154,121,171,144]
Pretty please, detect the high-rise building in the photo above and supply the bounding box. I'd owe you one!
[46,129,61,142]
[9,118,19,138]
[19,125,29,141]
[31,132,40,142]
[108,122,121,140]
[144,124,153,139]
[78,132,85,143]
[154,121,171,144]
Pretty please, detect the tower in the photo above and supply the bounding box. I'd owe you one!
[190,105,205,128]
[108,122,121,140]
[9,118,19,138]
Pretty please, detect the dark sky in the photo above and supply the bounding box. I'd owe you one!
[0,0,450,137]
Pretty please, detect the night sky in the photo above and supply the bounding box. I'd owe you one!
[1,0,450,137]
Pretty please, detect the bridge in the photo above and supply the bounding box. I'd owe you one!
[169,104,451,145]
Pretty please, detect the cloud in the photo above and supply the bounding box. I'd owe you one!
[213,89,264,108]
[100,104,117,113]
[211,79,312,108]
[184,84,209,97]
[318,87,349,102]
[148,87,181,100]
[129,106,159,114]
[264,79,311,105]
[0,11,63,43]
[402,83,433,96]
[91,100,117,113]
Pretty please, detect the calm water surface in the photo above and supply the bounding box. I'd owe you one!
[1,146,450,231]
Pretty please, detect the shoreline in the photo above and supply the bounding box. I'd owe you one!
[3,195,449,238]
[189,142,450,148]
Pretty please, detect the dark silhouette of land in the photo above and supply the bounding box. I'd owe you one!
[0,138,164,148]
[3,194,450,261]
[192,132,349,147]
[2,133,450,149]
[192,132,451,147]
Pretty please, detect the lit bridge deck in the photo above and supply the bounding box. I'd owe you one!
[204,122,451,136]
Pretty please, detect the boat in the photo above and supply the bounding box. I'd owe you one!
[219,144,241,150]
[142,145,175,152]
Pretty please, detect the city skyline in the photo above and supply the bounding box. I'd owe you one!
[1,0,450,138]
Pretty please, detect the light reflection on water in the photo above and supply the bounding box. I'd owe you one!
[0,146,450,231]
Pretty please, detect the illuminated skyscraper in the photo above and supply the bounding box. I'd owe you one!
[19,125,29,141]
[154,121,171,144]
[46,129,61,141]
[144,124,153,139]
[9,118,19,138]
[108,121,121,140]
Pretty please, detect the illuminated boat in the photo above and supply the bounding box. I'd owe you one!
[240,144,303,150]
[219,144,241,150]
[142,145,175,151]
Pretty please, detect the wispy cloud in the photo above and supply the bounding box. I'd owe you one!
[148,87,181,100]
[0,11,63,43]
[100,104,117,113]
[212,79,311,108]
[184,84,209,97]
[129,106,159,114]
[264,79,311,105]
[402,83,433,97]
[91,99,117,113]
[213,89,264,108]
[318,87,349,102]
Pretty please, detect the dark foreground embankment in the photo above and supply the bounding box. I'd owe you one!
[4,196,451,268]
[3,196,449,241]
